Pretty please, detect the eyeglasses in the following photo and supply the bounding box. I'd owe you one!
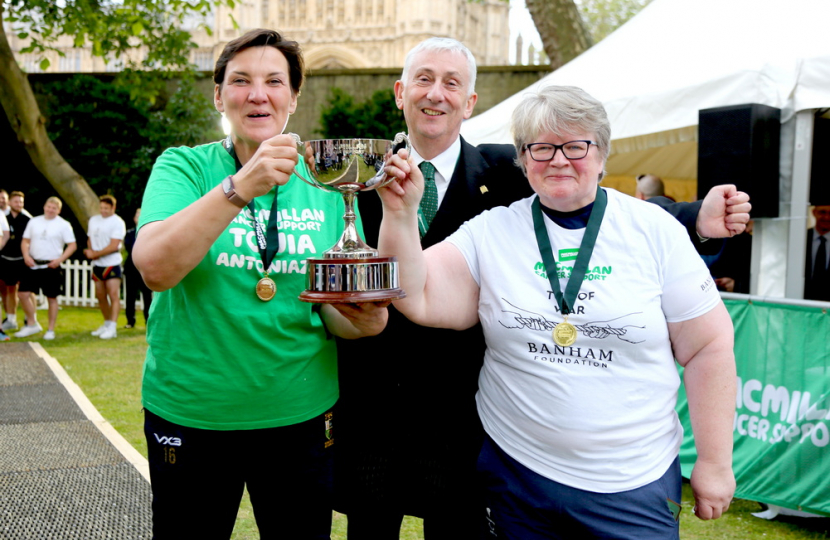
[523,140,596,161]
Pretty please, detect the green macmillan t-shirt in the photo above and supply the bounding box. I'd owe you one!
[139,141,358,430]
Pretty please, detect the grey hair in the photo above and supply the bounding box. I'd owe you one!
[511,86,611,179]
[400,37,477,96]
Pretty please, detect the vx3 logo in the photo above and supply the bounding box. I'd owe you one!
[154,433,183,447]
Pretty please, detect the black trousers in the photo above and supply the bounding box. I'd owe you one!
[125,266,152,325]
[144,408,334,540]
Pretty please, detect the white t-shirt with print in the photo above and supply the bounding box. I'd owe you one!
[22,215,76,262]
[87,214,126,267]
[447,188,720,494]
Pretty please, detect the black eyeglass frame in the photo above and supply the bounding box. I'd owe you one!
[522,140,597,161]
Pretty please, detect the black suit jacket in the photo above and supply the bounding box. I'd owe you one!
[335,139,532,515]
[805,229,830,301]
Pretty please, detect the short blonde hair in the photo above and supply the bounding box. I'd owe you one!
[45,196,63,210]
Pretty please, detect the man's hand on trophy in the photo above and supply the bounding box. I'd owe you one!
[234,134,299,200]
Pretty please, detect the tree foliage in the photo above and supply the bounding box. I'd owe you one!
[318,88,406,139]
[575,0,653,42]
[521,0,651,69]
[4,0,227,71]
[0,0,231,227]
[526,0,593,69]
[33,73,222,213]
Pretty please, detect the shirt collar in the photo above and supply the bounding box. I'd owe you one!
[409,136,461,187]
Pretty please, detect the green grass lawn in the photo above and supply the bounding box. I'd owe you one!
[11,305,829,539]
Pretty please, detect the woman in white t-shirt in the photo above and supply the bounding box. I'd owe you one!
[378,86,738,539]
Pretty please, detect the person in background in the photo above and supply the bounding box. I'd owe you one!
[17,197,77,340]
[805,204,830,301]
[84,194,127,340]
[123,208,152,329]
[132,28,387,539]
[378,85,736,539]
[635,173,667,200]
[0,205,9,341]
[1,192,32,335]
[710,219,753,294]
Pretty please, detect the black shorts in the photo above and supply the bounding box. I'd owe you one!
[144,407,335,539]
[92,265,123,281]
[0,257,26,286]
[19,266,63,298]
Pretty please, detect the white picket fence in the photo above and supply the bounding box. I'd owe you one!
[34,259,144,310]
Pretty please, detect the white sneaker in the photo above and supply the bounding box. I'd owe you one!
[91,324,108,336]
[1,318,18,331]
[43,330,56,340]
[99,326,117,340]
[15,323,43,338]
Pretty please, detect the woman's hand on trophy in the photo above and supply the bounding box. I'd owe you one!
[234,134,299,200]
[379,149,423,215]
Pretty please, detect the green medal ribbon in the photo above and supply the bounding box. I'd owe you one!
[531,186,607,316]
[247,197,280,274]
[223,136,280,275]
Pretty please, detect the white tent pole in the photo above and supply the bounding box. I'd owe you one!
[784,110,814,299]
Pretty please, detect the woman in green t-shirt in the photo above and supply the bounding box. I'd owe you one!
[133,28,387,539]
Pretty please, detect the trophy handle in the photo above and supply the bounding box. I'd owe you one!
[287,132,323,190]
[367,132,411,189]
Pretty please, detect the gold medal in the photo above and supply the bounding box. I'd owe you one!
[552,317,577,347]
[256,276,277,301]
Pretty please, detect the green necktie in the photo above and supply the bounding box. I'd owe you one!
[418,161,438,238]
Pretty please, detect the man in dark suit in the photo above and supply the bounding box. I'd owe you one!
[335,38,751,539]
[123,208,152,328]
[805,204,830,301]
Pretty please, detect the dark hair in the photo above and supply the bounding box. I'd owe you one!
[213,29,304,96]
[99,194,116,206]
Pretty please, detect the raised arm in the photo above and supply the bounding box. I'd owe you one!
[133,134,298,291]
[696,185,751,238]
[668,302,737,520]
[649,185,751,240]
[377,151,479,330]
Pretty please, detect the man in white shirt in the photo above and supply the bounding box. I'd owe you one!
[0,189,8,216]
[17,197,77,340]
[1,191,33,334]
[0,205,9,341]
[83,195,126,340]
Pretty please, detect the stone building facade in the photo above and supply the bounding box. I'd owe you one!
[9,0,510,73]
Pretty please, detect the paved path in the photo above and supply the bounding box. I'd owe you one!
[0,342,152,539]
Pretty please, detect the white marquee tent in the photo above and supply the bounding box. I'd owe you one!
[461,0,830,299]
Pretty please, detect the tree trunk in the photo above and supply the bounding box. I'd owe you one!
[526,0,594,70]
[0,8,99,229]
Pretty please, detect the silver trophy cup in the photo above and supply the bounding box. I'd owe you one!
[290,133,409,303]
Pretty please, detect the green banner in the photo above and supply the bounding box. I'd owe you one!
[677,298,830,516]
